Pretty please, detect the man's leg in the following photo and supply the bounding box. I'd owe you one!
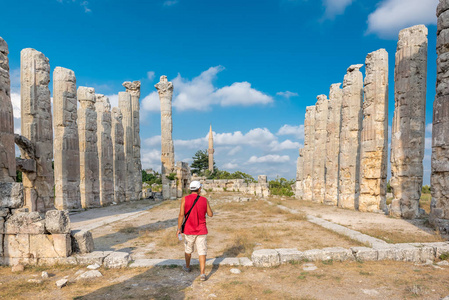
[199,255,206,275]
[185,252,192,268]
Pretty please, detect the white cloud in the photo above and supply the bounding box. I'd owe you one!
[228,146,242,156]
[425,137,432,150]
[268,140,301,151]
[163,0,179,6]
[426,123,433,134]
[323,0,355,19]
[367,0,438,38]
[174,137,207,149]
[141,148,162,172]
[276,91,298,99]
[105,94,119,109]
[222,162,239,169]
[147,71,156,81]
[11,92,21,134]
[144,135,162,147]
[277,124,304,140]
[247,154,290,164]
[214,128,277,147]
[141,66,273,113]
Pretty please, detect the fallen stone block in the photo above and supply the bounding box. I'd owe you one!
[4,212,45,234]
[322,247,355,261]
[45,210,71,234]
[71,229,94,254]
[37,257,78,266]
[3,257,37,266]
[74,251,112,265]
[351,247,378,261]
[303,249,325,262]
[275,248,304,264]
[251,249,280,267]
[214,257,240,266]
[409,243,436,262]
[375,246,396,261]
[239,257,253,267]
[29,234,71,258]
[428,242,449,259]
[4,234,30,258]
[76,270,103,280]
[103,251,130,268]
[392,244,421,262]
[0,182,23,209]
[56,278,68,289]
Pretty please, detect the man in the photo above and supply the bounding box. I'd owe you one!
[176,180,213,281]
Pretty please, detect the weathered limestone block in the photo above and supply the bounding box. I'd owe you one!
[96,94,114,206]
[30,234,71,258]
[339,64,364,210]
[351,247,378,261]
[302,106,316,201]
[302,249,326,261]
[312,95,329,203]
[432,2,449,232]
[20,48,54,212]
[359,49,389,213]
[71,229,94,254]
[53,67,81,210]
[111,107,126,203]
[15,158,35,173]
[103,251,130,268]
[251,249,280,267]
[322,247,354,261]
[123,81,142,200]
[0,37,16,183]
[390,25,428,219]
[155,76,176,200]
[295,148,304,199]
[324,83,343,206]
[4,234,30,258]
[275,248,304,264]
[0,182,23,208]
[5,212,45,234]
[45,210,70,234]
[118,91,135,202]
[78,87,100,208]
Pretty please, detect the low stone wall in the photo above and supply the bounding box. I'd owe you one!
[192,175,270,198]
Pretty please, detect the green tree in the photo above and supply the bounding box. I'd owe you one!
[191,150,215,175]
[269,176,295,197]
[16,170,22,183]
[141,170,162,185]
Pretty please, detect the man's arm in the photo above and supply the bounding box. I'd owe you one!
[176,197,185,236]
[206,199,213,217]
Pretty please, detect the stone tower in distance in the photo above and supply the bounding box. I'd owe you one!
[208,125,214,172]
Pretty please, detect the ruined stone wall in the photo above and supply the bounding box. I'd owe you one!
[295,148,304,199]
[339,64,363,210]
[0,37,15,183]
[20,48,54,212]
[123,81,142,201]
[324,83,343,206]
[155,76,175,200]
[390,25,428,219]
[96,94,114,206]
[431,2,449,232]
[176,161,191,198]
[118,91,135,202]
[78,87,100,208]
[312,95,329,203]
[302,106,316,201]
[359,49,388,213]
[193,176,270,198]
[111,107,126,203]
[53,67,80,210]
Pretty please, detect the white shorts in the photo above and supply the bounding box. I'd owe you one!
[184,234,207,256]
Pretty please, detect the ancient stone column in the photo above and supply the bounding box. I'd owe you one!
[123,81,142,200]
[390,25,427,219]
[324,83,343,206]
[155,76,175,200]
[431,2,449,232]
[53,67,81,210]
[339,64,364,210]
[0,37,15,183]
[21,48,54,212]
[118,91,135,202]
[208,125,214,172]
[359,49,389,213]
[78,87,100,208]
[96,94,114,206]
[111,107,126,203]
[312,95,329,203]
[295,148,304,199]
[302,105,316,201]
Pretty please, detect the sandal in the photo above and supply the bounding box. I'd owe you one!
[183,265,191,273]
[200,274,207,281]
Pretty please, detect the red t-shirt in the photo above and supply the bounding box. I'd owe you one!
[183,193,208,235]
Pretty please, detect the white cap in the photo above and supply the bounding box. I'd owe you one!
[189,181,202,190]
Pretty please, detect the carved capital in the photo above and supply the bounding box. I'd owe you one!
[123,81,141,98]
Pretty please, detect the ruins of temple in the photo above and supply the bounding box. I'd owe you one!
[431,1,449,233]
[208,125,214,172]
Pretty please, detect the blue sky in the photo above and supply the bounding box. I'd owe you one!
[2,0,438,183]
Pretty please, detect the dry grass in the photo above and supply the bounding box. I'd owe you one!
[359,228,445,244]
[420,193,432,214]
